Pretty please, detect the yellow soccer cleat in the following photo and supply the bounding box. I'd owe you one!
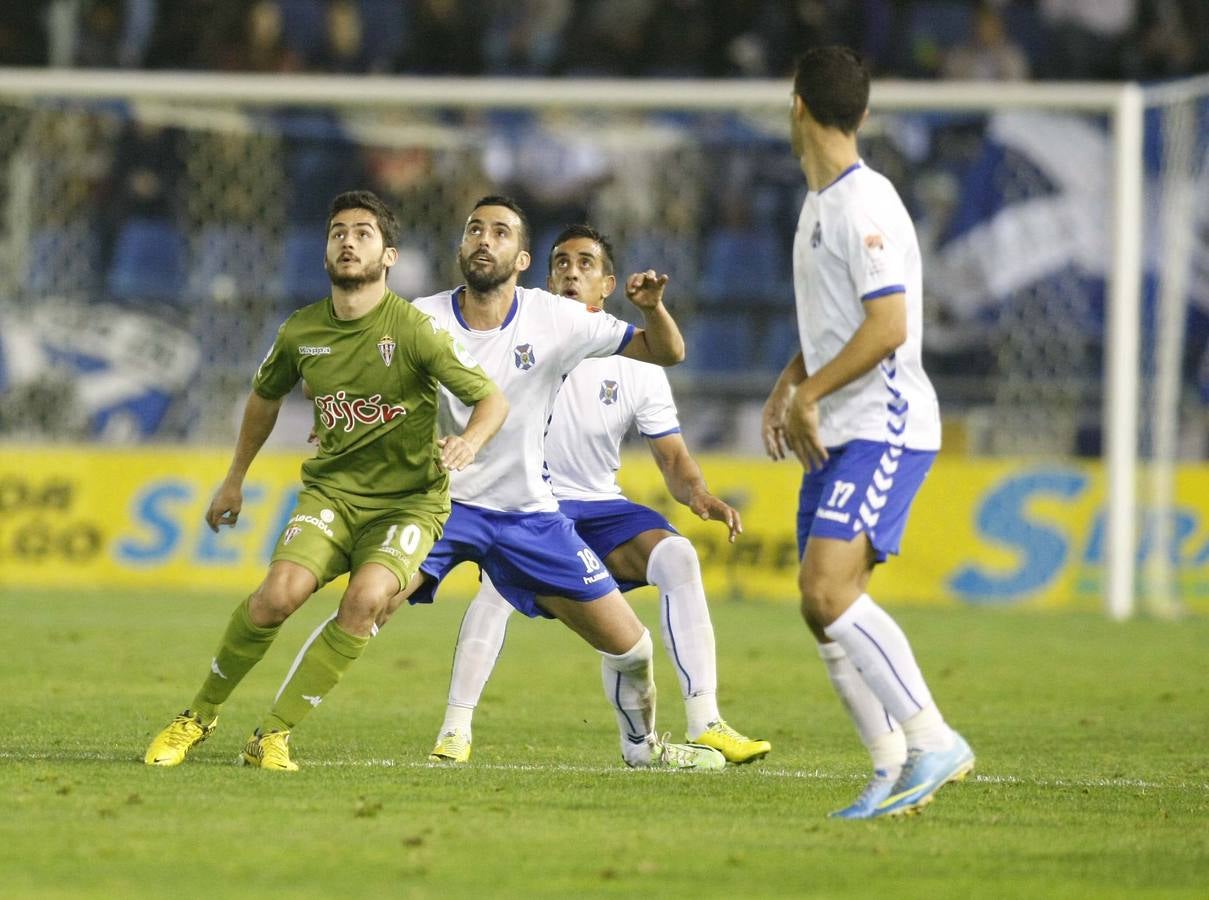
[428,728,472,763]
[241,729,299,771]
[688,720,772,765]
[144,710,217,767]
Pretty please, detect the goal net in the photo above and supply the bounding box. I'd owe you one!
[0,70,1204,618]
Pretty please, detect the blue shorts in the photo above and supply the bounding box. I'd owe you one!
[412,502,620,618]
[796,439,935,564]
[559,498,677,593]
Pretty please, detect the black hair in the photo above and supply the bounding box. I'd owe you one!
[792,46,870,134]
[548,224,615,277]
[327,190,400,248]
[469,194,530,250]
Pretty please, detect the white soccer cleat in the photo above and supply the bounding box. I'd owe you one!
[624,733,726,770]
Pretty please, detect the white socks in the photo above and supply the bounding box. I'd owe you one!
[823,593,952,753]
[817,641,906,774]
[439,574,514,739]
[647,535,720,737]
[601,628,657,765]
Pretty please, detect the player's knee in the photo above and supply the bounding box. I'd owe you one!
[798,570,849,625]
[339,583,391,627]
[251,579,309,626]
[645,534,699,584]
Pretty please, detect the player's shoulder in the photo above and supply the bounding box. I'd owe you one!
[517,285,580,315]
[411,288,455,317]
[276,297,329,333]
[843,164,908,213]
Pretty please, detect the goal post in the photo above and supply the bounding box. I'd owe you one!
[0,67,1199,620]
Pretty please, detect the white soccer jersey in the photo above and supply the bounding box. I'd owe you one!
[412,286,634,512]
[545,355,680,501]
[792,161,941,450]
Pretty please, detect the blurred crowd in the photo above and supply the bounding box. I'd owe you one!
[1,0,1207,82]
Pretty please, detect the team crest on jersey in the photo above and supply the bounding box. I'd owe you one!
[377,335,396,367]
[599,379,620,405]
[810,221,822,248]
[514,343,536,370]
[282,525,302,546]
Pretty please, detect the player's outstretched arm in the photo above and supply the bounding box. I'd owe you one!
[619,270,685,366]
[648,433,742,543]
[437,387,508,472]
[206,390,284,532]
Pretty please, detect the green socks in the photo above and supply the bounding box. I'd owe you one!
[262,618,368,733]
[191,596,280,721]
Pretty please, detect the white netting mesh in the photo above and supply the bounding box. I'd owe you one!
[0,77,1203,467]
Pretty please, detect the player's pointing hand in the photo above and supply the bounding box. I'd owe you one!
[624,270,669,311]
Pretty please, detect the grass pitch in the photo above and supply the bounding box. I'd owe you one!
[1,584,1206,898]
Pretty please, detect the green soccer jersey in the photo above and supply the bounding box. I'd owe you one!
[253,290,495,508]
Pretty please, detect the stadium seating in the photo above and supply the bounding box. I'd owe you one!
[683,312,757,373]
[26,225,101,298]
[105,217,185,303]
[281,224,331,303]
[185,224,280,304]
[697,225,788,306]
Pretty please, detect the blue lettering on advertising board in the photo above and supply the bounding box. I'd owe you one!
[116,481,193,563]
[948,469,1088,603]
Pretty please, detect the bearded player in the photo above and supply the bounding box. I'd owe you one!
[427,225,770,766]
[144,190,506,770]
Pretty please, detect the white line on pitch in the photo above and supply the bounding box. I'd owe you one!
[1,751,1205,792]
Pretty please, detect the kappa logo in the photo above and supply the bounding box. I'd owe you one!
[377,335,396,367]
[302,694,323,708]
[514,343,536,370]
[810,221,822,248]
[599,379,620,405]
[282,525,302,545]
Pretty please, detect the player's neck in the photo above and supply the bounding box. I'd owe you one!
[330,281,388,320]
[460,281,517,330]
[800,129,859,193]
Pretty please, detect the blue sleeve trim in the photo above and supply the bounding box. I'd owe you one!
[615,323,636,354]
[861,285,906,302]
[641,427,682,440]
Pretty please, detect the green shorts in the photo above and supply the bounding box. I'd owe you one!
[270,487,448,592]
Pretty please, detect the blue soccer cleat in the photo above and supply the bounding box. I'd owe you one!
[828,769,897,820]
[873,733,975,817]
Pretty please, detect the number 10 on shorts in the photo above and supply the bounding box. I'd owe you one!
[382,523,422,555]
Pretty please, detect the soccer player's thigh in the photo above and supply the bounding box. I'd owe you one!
[795,443,881,630]
[263,489,357,618]
[564,499,674,587]
[348,502,447,613]
[489,513,643,654]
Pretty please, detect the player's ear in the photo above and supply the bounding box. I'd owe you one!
[602,274,616,299]
[516,249,531,273]
[383,246,399,267]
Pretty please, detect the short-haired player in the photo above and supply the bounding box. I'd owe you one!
[762,47,974,817]
[427,224,771,765]
[144,190,507,770]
